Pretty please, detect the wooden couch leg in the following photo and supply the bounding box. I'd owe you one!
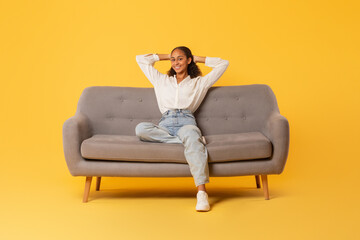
[261,175,270,200]
[96,177,102,191]
[255,175,261,188]
[83,176,93,203]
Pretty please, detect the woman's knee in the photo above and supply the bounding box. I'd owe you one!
[177,125,202,141]
[135,122,153,137]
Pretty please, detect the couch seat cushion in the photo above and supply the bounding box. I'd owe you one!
[81,132,272,163]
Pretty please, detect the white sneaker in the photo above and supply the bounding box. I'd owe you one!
[196,190,210,212]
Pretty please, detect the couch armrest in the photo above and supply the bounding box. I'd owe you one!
[62,112,92,176]
[261,113,290,174]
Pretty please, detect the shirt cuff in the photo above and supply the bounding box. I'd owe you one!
[205,57,221,67]
[153,53,160,61]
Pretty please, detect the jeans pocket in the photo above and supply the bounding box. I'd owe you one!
[185,113,195,119]
[181,114,197,126]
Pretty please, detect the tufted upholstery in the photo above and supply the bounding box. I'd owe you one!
[63,84,289,177]
[76,85,278,136]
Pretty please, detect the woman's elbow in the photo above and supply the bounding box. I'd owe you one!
[136,54,154,64]
[135,55,143,63]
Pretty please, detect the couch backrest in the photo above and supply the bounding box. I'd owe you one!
[76,84,280,136]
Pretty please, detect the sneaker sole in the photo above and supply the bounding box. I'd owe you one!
[196,207,210,212]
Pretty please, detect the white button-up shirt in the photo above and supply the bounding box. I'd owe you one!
[136,53,229,114]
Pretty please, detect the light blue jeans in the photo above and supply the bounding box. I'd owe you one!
[135,109,209,187]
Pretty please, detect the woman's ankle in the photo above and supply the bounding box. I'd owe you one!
[197,184,206,192]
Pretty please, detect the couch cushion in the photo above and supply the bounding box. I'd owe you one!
[80,132,272,163]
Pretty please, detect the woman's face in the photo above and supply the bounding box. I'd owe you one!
[170,49,192,75]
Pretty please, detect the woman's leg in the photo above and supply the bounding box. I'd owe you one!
[137,121,210,211]
[177,125,210,211]
[135,122,182,144]
[176,125,210,188]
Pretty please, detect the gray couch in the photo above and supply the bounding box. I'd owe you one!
[62,84,289,202]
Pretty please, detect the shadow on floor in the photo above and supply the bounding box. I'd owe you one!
[85,186,280,206]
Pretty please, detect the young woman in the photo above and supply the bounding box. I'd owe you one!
[135,46,229,211]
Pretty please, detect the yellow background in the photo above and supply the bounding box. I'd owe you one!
[1,0,359,239]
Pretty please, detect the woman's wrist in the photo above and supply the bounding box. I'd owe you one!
[194,55,206,64]
[157,54,171,61]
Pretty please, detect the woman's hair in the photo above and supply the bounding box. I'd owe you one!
[167,46,202,78]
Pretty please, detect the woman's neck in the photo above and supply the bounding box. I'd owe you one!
[176,72,189,83]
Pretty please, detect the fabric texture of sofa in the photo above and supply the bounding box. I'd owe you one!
[62,84,290,202]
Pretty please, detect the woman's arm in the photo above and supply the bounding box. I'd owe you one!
[156,54,170,61]
[136,54,167,86]
[200,57,229,89]
[193,56,206,63]
[145,54,170,61]
[151,54,205,63]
